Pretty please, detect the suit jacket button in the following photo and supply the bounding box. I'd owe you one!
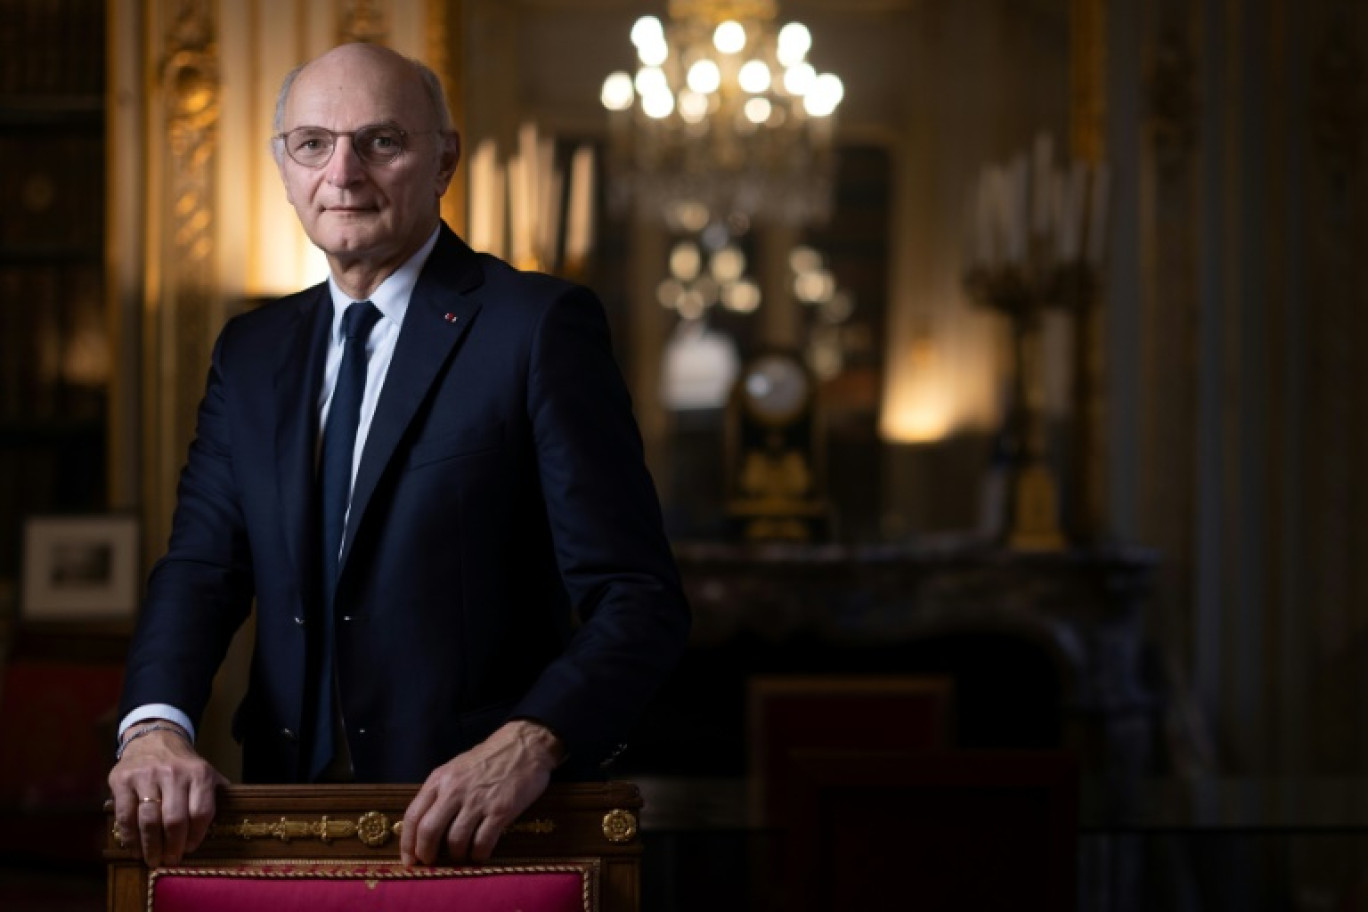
[293,616,305,626]
[341,615,352,622]
[281,728,297,742]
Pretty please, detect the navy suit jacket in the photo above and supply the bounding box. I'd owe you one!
[119,224,690,783]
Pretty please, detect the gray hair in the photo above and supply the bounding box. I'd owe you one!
[272,46,454,140]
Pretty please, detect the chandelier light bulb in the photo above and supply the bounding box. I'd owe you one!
[631,16,665,50]
[723,279,762,313]
[679,90,710,123]
[678,288,708,320]
[670,241,703,281]
[637,38,669,67]
[737,60,772,94]
[777,23,812,66]
[713,20,747,54]
[642,89,676,119]
[744,97,773,124]
[687,59,722,95]
[601,72,636,112]
[602,4,842,227]
[784,62,817,96]
[804,73,845,117]
[635,66,668,97]
[657,278,685,309]
[711,245,747,282]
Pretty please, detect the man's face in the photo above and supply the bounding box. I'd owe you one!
[276,45,459,274]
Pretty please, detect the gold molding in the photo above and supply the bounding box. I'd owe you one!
[429,0,467,233]
[1070,0,1107,163]
[669,0,778,25]
[211,811,396,847]
[338,0,389,45]
[188,811,560,849]
[143,0,221,558]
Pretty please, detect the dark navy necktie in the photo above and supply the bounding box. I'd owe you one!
[311,300,381,780]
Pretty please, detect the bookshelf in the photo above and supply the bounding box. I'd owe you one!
[0,1,109,588]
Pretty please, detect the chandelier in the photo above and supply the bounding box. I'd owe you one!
[600,0,845,230]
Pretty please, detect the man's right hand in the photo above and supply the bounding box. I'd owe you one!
[107,724,227,867]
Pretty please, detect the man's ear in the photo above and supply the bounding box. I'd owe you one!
[275,146,296,206]
[434,131,461,195]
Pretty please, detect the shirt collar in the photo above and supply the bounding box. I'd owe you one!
[327,225,441,341]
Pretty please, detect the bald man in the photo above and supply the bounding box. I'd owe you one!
[109,42,689,869]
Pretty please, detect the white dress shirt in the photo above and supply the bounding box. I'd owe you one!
[119,226,441,745]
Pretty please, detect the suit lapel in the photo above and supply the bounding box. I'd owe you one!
[339,226,485,572]
[274,285,332,589]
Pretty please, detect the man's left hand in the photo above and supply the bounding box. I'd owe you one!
[400,719,564,865]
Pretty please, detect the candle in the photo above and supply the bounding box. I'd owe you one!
[1009,154,1029,264]
[1032,132,1054,238]
[565,145,596,269]
[1085,162,1111,267]
[468,139,496,253]
[1062,160,1087,262]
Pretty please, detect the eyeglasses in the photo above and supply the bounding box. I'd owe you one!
[275,124,436,168]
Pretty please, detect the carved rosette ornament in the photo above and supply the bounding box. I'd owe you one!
[601,809,638,844]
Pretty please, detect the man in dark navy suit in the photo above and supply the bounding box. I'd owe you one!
[108,41,689,870]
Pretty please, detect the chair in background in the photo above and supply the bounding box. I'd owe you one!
[782,750,1079,912]
[747,674,955,828]
[0,657,123,867]
[105,781,644,912]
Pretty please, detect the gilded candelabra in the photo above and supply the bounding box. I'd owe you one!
[964,135,1108,549]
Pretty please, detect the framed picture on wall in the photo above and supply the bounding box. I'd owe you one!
[20,515,140,623]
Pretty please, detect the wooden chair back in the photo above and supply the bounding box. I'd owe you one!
[104,781,643,912]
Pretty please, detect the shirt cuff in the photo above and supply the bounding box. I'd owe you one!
[119,704,197,743]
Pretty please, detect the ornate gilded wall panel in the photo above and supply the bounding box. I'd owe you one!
[143,0,221,555]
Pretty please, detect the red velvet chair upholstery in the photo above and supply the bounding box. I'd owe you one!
[105,782,643,912]
[783,750,1079,912]
[747,674,955,827]
[0,658,123,865]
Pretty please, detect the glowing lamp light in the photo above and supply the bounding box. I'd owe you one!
[744,97,773,125]
[634,66,667,96]
[642,90,675,119]
[880,396,954,444]
[638,39,669,67]
[687,59,722,95]
[713,20,747,54]
[631,16,665,50]
[784,62,816,96]
[600,72,635,112]
[678,90,710,124]
[777,22,812,66]
[804,74,845,117]
[738,60,772,93]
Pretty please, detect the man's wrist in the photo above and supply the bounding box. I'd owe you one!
[115,720,192,762]
[510,718,567,769]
